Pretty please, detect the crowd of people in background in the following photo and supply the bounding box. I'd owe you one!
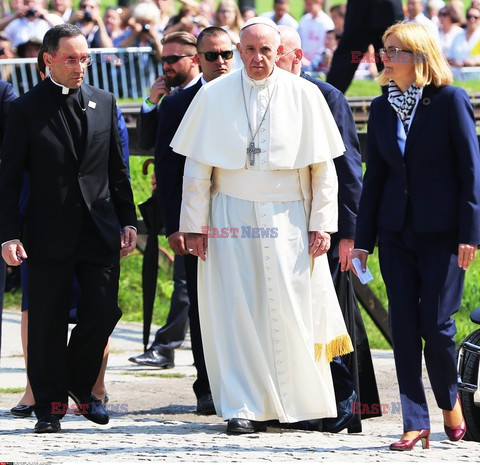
[1,0,480,84]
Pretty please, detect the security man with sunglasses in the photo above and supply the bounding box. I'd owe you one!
[134,28,234,415]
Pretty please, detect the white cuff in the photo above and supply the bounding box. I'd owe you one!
[353,248,369,254]
[1,239,21,248]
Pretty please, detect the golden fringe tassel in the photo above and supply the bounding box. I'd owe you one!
[314,335,354,363]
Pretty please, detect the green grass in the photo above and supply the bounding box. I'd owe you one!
[0,387,25,394]
[118,157,173,327]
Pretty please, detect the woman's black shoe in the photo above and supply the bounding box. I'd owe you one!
[10,404,34,417]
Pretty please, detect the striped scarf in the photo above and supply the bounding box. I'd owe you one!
[387,81,421,133]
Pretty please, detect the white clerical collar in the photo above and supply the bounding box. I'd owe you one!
[49,76,74,95]
[242,66,278,89]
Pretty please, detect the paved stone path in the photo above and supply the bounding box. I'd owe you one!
[1,309,479,462]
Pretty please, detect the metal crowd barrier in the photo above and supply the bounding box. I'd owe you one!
[0,47,163,99]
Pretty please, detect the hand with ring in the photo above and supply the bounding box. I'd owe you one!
[185,232,208,261]
[308,230,331,258]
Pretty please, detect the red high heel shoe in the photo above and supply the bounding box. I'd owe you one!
[444,394,466,442]
[389,429,430,451]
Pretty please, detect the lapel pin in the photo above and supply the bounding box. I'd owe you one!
[88,101,96,109]
[422,97,431,106]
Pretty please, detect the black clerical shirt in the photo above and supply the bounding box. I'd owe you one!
[47,77,86,160]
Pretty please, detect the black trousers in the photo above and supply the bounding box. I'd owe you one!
[150,255,190,354]
[28,226,121,421]
[327,28,385,94]
[184,253,210,399]
[149,253,210,399]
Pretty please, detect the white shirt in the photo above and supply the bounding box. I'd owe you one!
[448,28,480,62]
[261,11,299,29]
[141,74,202,113]
[298,11,335,61]
[4,17,51,47]
[439,25,463,57]
[406,13,439,40]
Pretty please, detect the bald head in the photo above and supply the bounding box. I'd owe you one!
[237,23,283,80]
[278,25,301,50]
[276,25,303,75]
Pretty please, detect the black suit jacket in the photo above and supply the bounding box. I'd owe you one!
[356,85,480,252]
[301,72,362,240]
[137,80,203,237]
[0,78,136,259]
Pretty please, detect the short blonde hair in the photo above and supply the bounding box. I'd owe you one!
[377,21,453,87]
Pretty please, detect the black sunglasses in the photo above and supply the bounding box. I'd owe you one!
[198,50,234,62]
[161,54,193,65]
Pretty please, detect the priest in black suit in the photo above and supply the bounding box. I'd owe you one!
[0,24,137,433]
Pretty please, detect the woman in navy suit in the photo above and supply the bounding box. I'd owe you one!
[353,22,480,451]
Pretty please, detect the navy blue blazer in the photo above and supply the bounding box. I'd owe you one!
[301,72,362,240]
[355,85,480,253]
[137,80,203,237]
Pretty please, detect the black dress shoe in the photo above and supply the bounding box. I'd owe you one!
[272,419,323,431]
[128,348,174,368]
[34,416,61,433]
[323,390,358,433]
[226,418,267,434]
[10,404,35,417]
[68,391,109,425]
[196,393,216,415]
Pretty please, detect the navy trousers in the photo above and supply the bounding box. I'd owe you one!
[378,224,464,431]
[150,255,190,354]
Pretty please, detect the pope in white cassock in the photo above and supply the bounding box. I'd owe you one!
[171,16,353,435]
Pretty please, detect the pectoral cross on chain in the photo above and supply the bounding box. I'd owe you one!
[247,141,261,166]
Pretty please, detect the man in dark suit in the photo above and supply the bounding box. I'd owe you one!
[134,27,234,415]
[327,0,403,93]
[0,80,17,358]
[0,24,137,433]
[130,32,200,372]
[277,25,380,433]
